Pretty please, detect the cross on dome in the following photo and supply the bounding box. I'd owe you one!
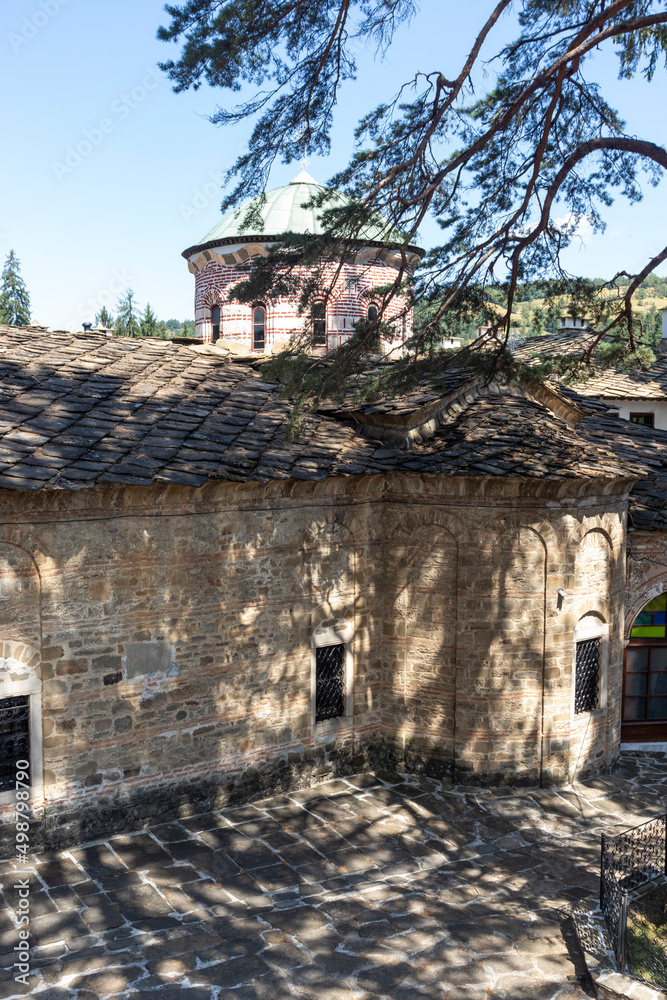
[290,169,317,184]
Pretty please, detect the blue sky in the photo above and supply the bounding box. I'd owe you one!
[1,0,666,330]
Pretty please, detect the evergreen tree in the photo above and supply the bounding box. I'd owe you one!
[159,1,667,409]
[0,250,31,328]
[95,305,114,329]
[114,289,140,338]
[140,303,159,338]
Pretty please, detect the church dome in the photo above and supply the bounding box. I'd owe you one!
[183,171,422,257]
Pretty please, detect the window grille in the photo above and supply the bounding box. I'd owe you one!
[0,696,29,793]
[315,643,345,722]
[312,303,326,347]
[575,637,600,713]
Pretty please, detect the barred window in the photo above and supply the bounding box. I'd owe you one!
[253,304,266,351]
[575,637,600,714]
[0,696,30,793]
[211,306,220,343]
[312,302,326,347]
[315,643,345,722]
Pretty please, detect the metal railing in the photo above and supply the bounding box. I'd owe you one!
[600,812,667,979]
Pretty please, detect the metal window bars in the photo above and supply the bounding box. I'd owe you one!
[575,636,600,713]
[0,696,30,793]
[315,643,345,722]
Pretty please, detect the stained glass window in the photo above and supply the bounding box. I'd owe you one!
[631,593,667,638]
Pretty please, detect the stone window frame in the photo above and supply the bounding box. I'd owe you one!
[311,618,354,732]
[0,672,43,808]
[571,613,610,719]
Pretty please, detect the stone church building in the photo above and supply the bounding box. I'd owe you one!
[1,178,667,854]
[182,171,421,353]
[0,324,665,855]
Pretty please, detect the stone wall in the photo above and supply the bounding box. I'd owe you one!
[625,529,667,635]
[0,473,629,854]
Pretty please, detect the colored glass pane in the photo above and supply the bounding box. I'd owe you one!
[645,594,667,611]
[631,626,667,638]
[655,612,667,625]
[636,612,653,625]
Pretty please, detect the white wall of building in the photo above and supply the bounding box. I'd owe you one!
[600,398,667,431]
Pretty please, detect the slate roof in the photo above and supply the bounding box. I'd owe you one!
[516,330,667,399]
[0,327,645,498]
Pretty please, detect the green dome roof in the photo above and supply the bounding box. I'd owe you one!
[191,171,415,249]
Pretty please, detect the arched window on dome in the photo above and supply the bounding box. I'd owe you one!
[211,305,220,344]
[253,304,266,352]
[312,302,326,347]
[624,592,667,741]
[367,303,379,323]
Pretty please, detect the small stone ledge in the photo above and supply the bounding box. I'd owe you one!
[572,898,667,1000]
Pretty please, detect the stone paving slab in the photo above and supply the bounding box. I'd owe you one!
[1,751,667,999]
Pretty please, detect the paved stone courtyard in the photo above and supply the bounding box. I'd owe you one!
[1,753,666,1000]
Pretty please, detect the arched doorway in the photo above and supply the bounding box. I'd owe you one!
[623,592,667,741]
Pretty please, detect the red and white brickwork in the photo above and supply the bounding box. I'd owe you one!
[190,250,414,354]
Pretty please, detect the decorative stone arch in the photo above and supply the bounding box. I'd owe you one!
[203,287,224,309]
[390,508,470,549]
[0,525,51,565]
[303,510,364,549]
[304,512,364,727]
[488,514,558,560]
[491,524,548,608]
[564,514,622,553]
[571,528,614,626]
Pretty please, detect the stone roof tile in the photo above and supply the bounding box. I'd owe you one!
[0,326,655,510]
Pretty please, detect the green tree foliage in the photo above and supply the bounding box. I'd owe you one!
[95,305,114,328]
[158,1,667,408]
[140,303,159,338]
[114,289,141,338]
[0,250,31,328]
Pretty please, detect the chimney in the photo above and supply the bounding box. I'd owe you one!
[82,322,93,333]
[559,315,590,334]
